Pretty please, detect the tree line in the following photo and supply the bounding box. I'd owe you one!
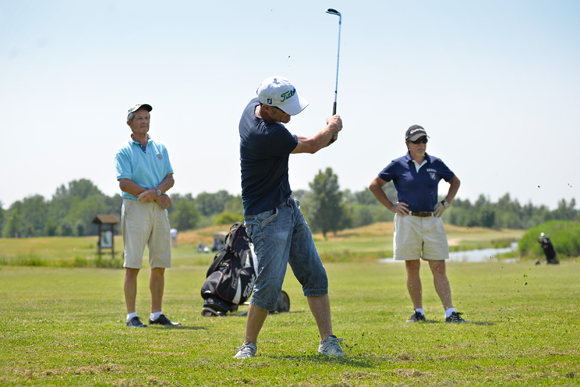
[1,169,578,238]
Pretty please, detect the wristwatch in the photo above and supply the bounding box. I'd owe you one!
[156,189,162,197]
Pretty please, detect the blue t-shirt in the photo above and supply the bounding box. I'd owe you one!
[115,137,174,200]
[378,152,454,212]
[239,98,298,215]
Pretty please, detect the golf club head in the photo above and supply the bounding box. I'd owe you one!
[326,8,341,17]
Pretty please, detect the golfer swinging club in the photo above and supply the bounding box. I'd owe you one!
[234,76,344,359]
[369,125,467,323]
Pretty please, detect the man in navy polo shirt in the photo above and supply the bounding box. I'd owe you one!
[369,125,467,323]
[234,76,344,359]
[115,103,180,328]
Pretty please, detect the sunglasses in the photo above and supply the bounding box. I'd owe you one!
[410,137,428,144]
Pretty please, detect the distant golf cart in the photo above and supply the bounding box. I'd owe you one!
[212,231,228,252]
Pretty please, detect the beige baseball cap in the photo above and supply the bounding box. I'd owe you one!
[257,76,309,115]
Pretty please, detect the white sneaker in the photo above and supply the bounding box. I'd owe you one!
[318,335,345,357]
[233,342,257,359]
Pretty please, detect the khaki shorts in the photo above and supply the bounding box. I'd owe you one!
[121,199,171,269]
[393,214,449,261]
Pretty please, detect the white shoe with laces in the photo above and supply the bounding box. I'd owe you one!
[233,342,257,359]
[318,335,345,357]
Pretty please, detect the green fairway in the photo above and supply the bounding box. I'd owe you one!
[1,258,579,386]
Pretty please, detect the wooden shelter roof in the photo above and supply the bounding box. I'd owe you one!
[92,214,121,225]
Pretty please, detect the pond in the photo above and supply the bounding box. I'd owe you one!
[379,242,519,263]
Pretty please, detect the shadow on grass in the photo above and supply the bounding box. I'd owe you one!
[415,320,495,326]
[273,354,374,367]
[147,326,208,331]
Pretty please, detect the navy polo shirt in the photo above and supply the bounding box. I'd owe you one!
[239,98,298,216]
[378,152,454,212]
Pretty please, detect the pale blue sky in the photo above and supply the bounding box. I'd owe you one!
[1,0,579,209]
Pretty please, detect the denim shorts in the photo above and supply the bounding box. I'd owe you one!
[244,198,328,311]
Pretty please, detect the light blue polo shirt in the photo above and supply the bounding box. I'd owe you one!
[115,136,173,200]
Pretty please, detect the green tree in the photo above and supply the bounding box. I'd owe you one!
[194,190,234,216]
[169,200,200,231]
[75,221,85,236]
[0,201,4,237]
[3,210,23,238]
[214,211,243,225]
[45,218,58,236]
[308,168,346,238]
[224,195,243,216]
[58,220,73,236]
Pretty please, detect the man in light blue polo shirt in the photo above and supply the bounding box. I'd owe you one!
[115,103,180,328]
[369,125,466,324]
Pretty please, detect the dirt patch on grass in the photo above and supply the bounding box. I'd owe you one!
[9,363,125,380]
[393,368,434,378]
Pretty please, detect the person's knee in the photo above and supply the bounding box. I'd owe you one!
[429,260,446,273]
[406,260,421,274]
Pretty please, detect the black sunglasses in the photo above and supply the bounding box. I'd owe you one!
[410,137,428,144]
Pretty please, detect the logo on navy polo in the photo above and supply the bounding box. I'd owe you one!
[427,168,437,180]
[157,153,163,160]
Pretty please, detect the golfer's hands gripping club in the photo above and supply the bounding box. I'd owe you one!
[326,115,342,147]
[433,200,449,217]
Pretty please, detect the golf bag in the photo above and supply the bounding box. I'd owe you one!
[201,222,257,316]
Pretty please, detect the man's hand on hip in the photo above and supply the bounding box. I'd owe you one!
[434,200,449,217]
[391,202,409,216]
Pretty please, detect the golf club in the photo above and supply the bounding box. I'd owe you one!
[326,8,341,145]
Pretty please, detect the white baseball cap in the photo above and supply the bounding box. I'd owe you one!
[256,76,309,115]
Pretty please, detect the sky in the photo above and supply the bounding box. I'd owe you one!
[1,0,579,210]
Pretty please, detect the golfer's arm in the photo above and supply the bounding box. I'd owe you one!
[291,125,339,154]
[156,174,175,194]
[369,176,395,212]
[444,176,460,204]
[118,174,174,197]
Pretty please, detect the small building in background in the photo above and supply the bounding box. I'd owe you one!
[92,215,121,258]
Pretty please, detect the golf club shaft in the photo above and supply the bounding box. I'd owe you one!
[327,10,342,146]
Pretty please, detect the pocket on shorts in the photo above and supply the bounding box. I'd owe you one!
[258,207,279,228]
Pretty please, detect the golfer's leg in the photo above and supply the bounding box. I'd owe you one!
[124,268,140,314]
[429,260,453,310]
[150,268,165,313]
[405,260,422,309]
[307,295,333,342]
[244,303,269,344]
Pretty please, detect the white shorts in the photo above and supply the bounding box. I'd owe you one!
[121,199,171,269]
[393,214,449,261]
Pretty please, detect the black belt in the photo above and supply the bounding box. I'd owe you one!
[409,211,433,217]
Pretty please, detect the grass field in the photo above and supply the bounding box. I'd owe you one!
[0,222,526,267]
[1,224,578,386]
